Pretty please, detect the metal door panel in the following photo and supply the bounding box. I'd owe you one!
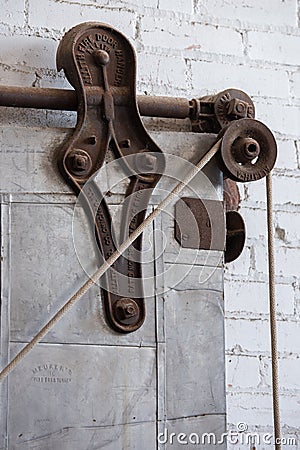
[7,343,156,449]
[0,129,220,196]
[9,202,156,346]
[0,127,226,448]
[163,264,223,293]
[162,415,226,449]
[164,288,225,418]
[0,127,71,194]
[9,422,156,450]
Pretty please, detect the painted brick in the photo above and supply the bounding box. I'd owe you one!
[0,0,299,440]
[225,318,271,354]
[254,241,300,280]
[225,245,252,277]
[191,61,289,99]
[239,179,266,206]
[0,0,24,26]
[225,280,295,316]
[195,0,298,28]
[273,175,300,205]
[226,355,260,390]
[275,139,298,171]
[141,16,243,56]
[277,321,300,355]
[239,207,267,240]
[159,0,193,14]
[0,34,57,71]
[291,71,300,99]
[227,392,300,429]
[137,52,187,89]
[275,247,300,279]
[274,210,300,247]
[82,0,158,6]
[254,102,300,137]
[279,358,300,391]
[28,1,136,38]
[226,391,273,428]
[279,395,300,429]
[248,31,300,66]
[0,67,34,87]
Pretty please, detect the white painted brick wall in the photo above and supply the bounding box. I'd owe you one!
[0,0,299,447]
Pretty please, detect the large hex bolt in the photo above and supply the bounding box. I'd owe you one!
[226,98,250,119]
[114,298,139,322]
[66,149,92,176]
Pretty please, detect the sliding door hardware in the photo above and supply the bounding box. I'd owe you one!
[0,21,277,333]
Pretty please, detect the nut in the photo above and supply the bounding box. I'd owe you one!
[135,152,157,173]
[114,298,139,322]
[66,150,92,175]
[227,98,249,119]
[72,154,89,170]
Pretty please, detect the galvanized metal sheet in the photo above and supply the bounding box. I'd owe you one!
[161,415,226,449]
[0,127,226,448]
[7,343,156,449]
[164,287,225,418]
[10,202,156,346]
[9,422,156,450]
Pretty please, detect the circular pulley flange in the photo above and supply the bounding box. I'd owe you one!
[219,118,277,182]
[225,211,246,263]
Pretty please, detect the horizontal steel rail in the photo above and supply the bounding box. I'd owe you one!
[0,85,192,119]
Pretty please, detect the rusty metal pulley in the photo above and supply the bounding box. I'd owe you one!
[225,211,246,263]
[219,118,277,182]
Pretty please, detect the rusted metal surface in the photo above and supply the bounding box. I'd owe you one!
[219,118,277,182]
[0,84,258,135]
[56,22,166,333]
[174,196,246,263]
[225,210,246,263]
[0,85,191,117]
[191,88,255,133]
[174,197,226,251]
[223,178,241,212]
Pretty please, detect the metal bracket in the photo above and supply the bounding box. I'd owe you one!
[174,197,246,263]
[56,22,166,333]
[175,198,226,251]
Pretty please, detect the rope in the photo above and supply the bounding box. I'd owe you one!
[0,139,221,383]
[266,173,281,450]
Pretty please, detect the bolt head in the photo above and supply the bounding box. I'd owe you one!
[114,298,139,322]
[73,154,88,169]
[227,98,248,118]
[66,150,92,176]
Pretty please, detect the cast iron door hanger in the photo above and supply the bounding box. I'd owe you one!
[57,22,165,333]
[54,22,278,334]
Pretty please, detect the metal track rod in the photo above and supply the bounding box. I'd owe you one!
[0,85,192,119]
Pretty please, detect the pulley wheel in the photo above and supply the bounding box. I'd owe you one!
[225,211,246,263]
[220,118,277,182]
